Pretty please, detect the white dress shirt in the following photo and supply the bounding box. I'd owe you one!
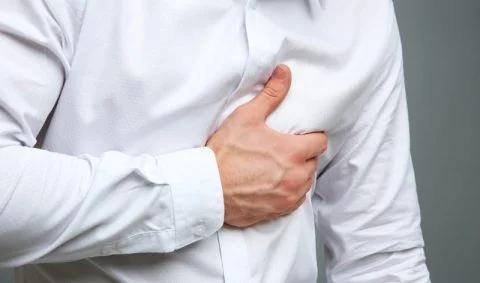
[0,0,430,282]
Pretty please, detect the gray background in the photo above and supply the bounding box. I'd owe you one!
[1,0,479,282]
[394,1,480,282]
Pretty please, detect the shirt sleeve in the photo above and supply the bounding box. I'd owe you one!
[0,1,224,267]
[313,10,431,283]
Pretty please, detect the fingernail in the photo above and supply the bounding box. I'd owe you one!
[272,65,288,79]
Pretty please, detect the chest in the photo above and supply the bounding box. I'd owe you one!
[52,0,389,154]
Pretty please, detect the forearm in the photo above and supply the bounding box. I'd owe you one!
[0,145,223,267]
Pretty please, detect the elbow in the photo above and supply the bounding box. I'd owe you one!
[326,245,430,283]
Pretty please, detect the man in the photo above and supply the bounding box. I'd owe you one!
[0,0,430,282]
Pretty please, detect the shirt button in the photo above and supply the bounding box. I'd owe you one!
[194,223,205,237]
[246,0,256,9]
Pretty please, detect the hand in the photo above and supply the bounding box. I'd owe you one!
[207,65,328,228]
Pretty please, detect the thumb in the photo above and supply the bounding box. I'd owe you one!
[248,64,292,120]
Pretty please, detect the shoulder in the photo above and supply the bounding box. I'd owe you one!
[45,0,88,60]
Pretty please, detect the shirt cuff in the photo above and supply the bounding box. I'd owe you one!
[156,147,225,249]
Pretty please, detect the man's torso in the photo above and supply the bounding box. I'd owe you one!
[17,0,395,282]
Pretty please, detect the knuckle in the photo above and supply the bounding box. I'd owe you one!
[298,170,311,184]
[280,176,298,191]
[285,143,304,162]
[280,170,305,191]
[290,149,304,162]
[276,195,297,212]
[285,195,298,207]
[272,200,287,214]
[262,85,281,98]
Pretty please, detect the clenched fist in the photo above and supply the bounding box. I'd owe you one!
[207,65,328,228]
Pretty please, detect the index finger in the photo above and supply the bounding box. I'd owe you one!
[292,132,328,160]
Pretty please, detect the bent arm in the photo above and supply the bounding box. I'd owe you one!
[0,1,223,267]
[313,8,430,282]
